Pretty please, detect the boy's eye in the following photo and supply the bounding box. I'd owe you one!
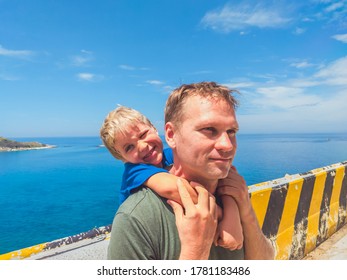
[140,130,148,139]
[125,144,134,153]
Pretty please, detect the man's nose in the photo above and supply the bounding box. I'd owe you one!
[215,132,233,151]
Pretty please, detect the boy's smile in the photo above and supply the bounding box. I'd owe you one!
[114,123,164,167]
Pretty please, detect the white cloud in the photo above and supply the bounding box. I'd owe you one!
[71,50,93,67]
[325,1,344,12]
[236,55,347,133]
[146,80,164,85]
[290,61,314,68]
[119,64,136,70]
[163,85,175,93]
[255,86,321,109]
[316,0,347,25]
[224,82,255,89]
[201,3,291,32]
[77,73,94,81]
[77,72,103,82]
[332,33,347,43]
[239,86,347,134]
[0,45,34,58]
[293,27,306,35]
[238,86,344,133]
[290,78,320,88]
[314,56,347,85]
[119,64,149,71]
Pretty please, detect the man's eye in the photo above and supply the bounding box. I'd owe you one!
[227,129,238,137]
[203,127,217,134]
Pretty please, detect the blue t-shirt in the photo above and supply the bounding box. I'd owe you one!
[119,148,173,203]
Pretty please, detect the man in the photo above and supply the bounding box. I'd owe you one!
[107,81,274,260]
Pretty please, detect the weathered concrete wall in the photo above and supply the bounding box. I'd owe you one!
[0,225,111,260]
[249,161,347,260]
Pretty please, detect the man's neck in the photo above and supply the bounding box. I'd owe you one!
[169,165,218,194]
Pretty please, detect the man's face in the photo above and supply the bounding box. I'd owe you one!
[167,95,239,186]
[114,123,164,166]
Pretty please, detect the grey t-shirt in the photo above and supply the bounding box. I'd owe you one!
[107,188,244,260]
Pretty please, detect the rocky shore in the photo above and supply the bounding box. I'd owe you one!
[0,137,55,152]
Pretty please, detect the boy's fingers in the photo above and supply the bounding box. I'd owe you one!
[217,185,236,197]
[230,165,237,171]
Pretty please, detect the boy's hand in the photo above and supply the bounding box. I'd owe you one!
[217,166,253,221]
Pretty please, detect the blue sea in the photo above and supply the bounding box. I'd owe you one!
[1,133,347,254]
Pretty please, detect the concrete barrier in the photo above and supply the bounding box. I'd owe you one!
[0,225,111,260]
[250,161,347,259]
[1,161,346,260]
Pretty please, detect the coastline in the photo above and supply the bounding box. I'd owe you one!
[0,145,56,152]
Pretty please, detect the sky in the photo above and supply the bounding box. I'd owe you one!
[1,0,347,137]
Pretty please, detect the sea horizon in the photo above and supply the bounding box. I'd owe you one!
[6,131,347,139]
[1,132,347,255]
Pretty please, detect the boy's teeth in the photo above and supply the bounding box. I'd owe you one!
[144,149,154,159]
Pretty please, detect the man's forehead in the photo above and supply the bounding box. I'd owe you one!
[182,96,236,117]
[183,94,233,107]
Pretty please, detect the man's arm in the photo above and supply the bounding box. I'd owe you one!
[168,179,218,260]
[217,167,275,260]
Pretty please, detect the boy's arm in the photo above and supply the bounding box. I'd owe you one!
[216,195,243,250]
[145,173,198,204]
[217,166,275,259]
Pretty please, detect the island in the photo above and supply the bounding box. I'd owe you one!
[0,137,55,152]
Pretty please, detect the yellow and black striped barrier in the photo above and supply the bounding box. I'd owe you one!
[1,161,346,260]
[250,161,347,260]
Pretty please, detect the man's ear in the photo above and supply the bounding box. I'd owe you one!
[165,122,176,149]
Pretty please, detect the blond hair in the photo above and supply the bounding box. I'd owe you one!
[100,106,154,161]
[165,81,239,126]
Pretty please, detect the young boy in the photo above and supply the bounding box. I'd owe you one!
[100,105,243,250]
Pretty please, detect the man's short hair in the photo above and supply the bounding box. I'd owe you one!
[100,105,155,161]
[165,81,239,126]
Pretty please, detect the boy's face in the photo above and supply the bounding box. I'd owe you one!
[114,123,164,166]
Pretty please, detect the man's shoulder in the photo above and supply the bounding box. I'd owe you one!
[109,187,179,260]
[117,188,170,217]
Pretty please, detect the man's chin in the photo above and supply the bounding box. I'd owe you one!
[207,169,229,180]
